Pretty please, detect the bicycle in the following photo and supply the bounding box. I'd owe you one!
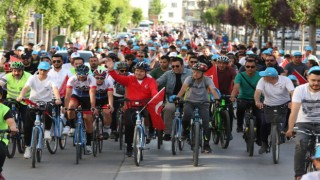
[242,103,257,157]
[264,103,288,164]
[211,95,231,149]
[116,99,125,150]
[92,105,109,157]
[46,100,67,154]
[23,99,46,168]
[171,99,184,155]
[5,98,25,158]
[67,107,88,164]
[293,127,320,173]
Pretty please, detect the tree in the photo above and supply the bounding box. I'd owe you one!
[149,0,165,16]
[0,0,35,50]
[132,8,143,26]
[111,0,131,32]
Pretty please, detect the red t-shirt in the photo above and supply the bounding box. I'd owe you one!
[217,67,236,95]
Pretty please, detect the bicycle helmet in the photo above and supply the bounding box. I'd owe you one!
[192,62,208,72]
[75,64,89,75]
[3,62,11,72]
[93,69,107,78]
[10,61,24,69]
[134,62,150,71]
[117,62,128,70]
[216,56,230,63]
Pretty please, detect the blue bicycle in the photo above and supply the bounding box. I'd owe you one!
[133,108,146,166]
[46,100,67,154]
[67,107,88,164]
[171,100,184,155]
[24,99,46,168]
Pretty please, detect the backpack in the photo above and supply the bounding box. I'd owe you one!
[114,82,125,95]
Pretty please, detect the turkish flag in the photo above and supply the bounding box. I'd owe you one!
[10,55,22,62]
[59,76,69,98]
[292,70,307,85]
[146,87,165,130]
[204,65,219,89]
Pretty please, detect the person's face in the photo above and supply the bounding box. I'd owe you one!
[118,68,128,75]
[217,61,228,70]
[293,56,302,64]
[306,50,311,56]
[180,49,187,56]
[74,59,84,67]
[159,59,169,69]
[192,70,203,80]
[163,48,168,52]
[188,58,198,67]
[89,58,99,69]
[95,76,105,85]
[244,61,257,74]
[42,58,51,65]
[113,48,119,53]
[52,57,63,69]
[23,58,31,65]
[126,58,133,65]
[308,73,320,91]
[202,48,210,56]
[137,54,144,61]
[306,61,313,68]
[171,61,183,74]
[272,50,279,57]
[17,49,24,56]
[38,69,49,76]
[265,56,276,67]
[40,46,45,50]
[229,58,235,65]
[149,50,155,55]
[134,69,146,80]
[12,69,23,78]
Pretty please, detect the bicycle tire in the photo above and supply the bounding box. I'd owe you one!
[75,125,81,164]
[98,116,103,153]
[211,115,219,144]
[6,135,16,158]
[37,149,42,163]
[46,130,58,154]
[59,135,67,149]
[220,110,230,149]
[117,110,123,150]
[271,125,280,164]
[157,129,163,149]
[171,118,178,155]
[32,128,39,168]
[133,126,142,166]
[92,121,98,157]
[306,152,316,173]
[17,114,25,153]
[248,118,255,156]
[193,122,200,167]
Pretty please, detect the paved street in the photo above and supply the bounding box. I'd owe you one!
[4,122,295,180]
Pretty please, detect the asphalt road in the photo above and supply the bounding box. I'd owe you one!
[3,122,295,180]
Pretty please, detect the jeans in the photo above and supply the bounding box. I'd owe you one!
[111,96,123,132]
[182,102,210,143]
[163,101,175,134]
[0,141,6,173]
[294,123,320,177]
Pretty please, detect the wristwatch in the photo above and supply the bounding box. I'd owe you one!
[91,107,96,112]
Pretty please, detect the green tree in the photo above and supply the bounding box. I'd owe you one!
[149,0,165,16]
[132,8,143,26]
[0,0,35,50]
[111,0,131,32]
[35,0,66,29]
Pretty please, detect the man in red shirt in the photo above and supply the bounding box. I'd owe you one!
[106,59,158,156]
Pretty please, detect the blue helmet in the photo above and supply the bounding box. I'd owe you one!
[75,64,89,75]
[134,62,150,71]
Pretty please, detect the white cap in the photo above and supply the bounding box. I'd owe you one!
[119,40,127,46]
[169,52,177,57]
[71,52,80,58]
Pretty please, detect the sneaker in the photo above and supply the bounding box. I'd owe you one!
[163,134,171,141]
[62,126,70,135]
[68,128,75,137]
[126,144,133,157]
[86,145,92,154]
[110,131,117,139]
[203,145,212,153]
[236,127,243,133]
[24,146,31,159]
[258,142,268,154]
[102,128,110,140]
[44,130,51,140]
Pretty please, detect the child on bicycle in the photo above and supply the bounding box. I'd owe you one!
[170,62,220,153]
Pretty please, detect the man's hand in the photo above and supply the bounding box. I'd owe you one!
[55,99,62,105]
[16,95,23,102]
[230,96,236,102]
[255,102,263,109]
[9,126,18,136]
[288,102,292,109]
[286,129,294,138]
[105,57,115,71]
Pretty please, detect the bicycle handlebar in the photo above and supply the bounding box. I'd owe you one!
[293,127,320,137]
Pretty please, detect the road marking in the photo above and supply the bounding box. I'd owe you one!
[160,164,171,180]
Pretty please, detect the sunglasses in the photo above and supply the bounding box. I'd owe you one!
[172,65,180,68]
[76,72,88,76]
[137,56,144,58]
[95,77,105,80]
[295,56,302,58]
[119,69,127,73]
[245,66,256,69]
[52,60,62,63]
[190,61,197,64]
[126,59,133,61]
[265,60,275,62]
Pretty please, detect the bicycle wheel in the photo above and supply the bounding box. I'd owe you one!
[117,110,123,150]
[306,153,316,172]
[271,125,280,164]
[157,129,163,149]
[193,122,200,167]
[171,118,178,155]
[6,135,16,158]
[220,110,230,149]
[59,120,67,149]
[32,128,39,168]
[247,118,255,157]
[211,116,219,144]
[92,121,98,157]
[75,125,81,164]
[98,116,103,153]
[46,129,58,154]
[133,126,142,166]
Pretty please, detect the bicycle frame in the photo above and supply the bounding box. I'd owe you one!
[51,104,63,138]
[74,110,86,148]
[30,109,44,150]
[173,103,183,140]
[135,110,146,149]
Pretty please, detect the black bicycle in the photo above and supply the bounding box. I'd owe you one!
[242,102,257,157]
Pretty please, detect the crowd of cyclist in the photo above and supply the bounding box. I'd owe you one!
[0,27,320,180]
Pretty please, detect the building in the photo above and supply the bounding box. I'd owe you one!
[159,0,184,24]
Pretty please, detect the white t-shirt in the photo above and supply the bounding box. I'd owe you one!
[292,83,320,123]
[239,57,246,66]
[66,75,96,97]
[256,75,294,106]
[301,171,320,180]
[25,75,57,102]
[48,68,73,90]
[62,63,73,70]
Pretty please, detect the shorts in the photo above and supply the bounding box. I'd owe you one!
[70,94,91,111]
[96,98,109,109]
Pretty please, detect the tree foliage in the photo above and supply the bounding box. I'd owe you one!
[203,4,227,26]
[149,0,165,16]
[250,0,275,28]
[224,5,245,27]
[132,8,143,26]
[34,0,66,29]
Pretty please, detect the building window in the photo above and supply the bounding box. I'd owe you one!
[169,12,174,18]
[171,2,177,8]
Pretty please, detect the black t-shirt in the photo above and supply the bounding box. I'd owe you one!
[198,55,212,69]
[24,64,37,74]
[173,73,182,95]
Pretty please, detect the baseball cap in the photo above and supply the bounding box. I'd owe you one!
[119,40,127,46]
[262,49,272,55]
[163,45,169,49]
[308,66,320,75]
[51,46,56,49]
[181,46,188,50]
[17,46,24,51]
[279,49,285,55]
[293,52,302,57]
[288,75,297,81]
[132,46,140,51]
[37,62,51,70]
[169,52,177,57]
[259,67,278,77]
[305,46,313,51]
[71,52,80,59]
[149,47,156,51]
[246,50,254,55]
[32,50,38,55]
[212,54,220,61]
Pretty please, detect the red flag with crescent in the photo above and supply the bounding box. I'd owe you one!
[146,87,165,130]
